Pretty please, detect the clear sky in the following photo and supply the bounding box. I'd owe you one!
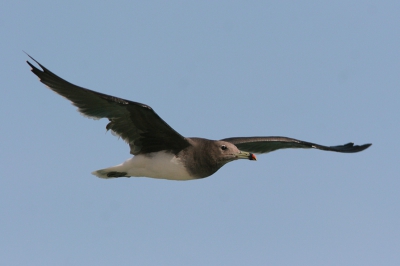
[1,1,399,265]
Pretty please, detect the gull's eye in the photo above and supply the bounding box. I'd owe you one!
[221,145,227,150]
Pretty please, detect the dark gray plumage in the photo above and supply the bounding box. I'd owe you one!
[222,137,371,154]
[27,55,371,180]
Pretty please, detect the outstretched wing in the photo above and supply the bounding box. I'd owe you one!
[221,136,371,154]
[27,55,190,155]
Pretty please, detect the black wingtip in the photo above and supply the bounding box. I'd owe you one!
[25,54,52,83]
[24,51,35,64]
[360,143,372,151]
[26,60,35,69]
[24,51,36,62]
[330,142,372,153]
[25,52,47,73]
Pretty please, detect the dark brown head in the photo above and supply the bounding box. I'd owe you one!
[181,138,256,178]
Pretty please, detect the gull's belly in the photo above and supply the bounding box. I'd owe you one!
[122,151,194,180]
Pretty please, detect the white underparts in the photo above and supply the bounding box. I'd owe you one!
[92,151,194,180]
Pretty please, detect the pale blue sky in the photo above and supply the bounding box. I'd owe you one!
[1,1,399,265]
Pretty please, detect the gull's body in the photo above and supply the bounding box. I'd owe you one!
[95,151,191,180]
[27,55,371,180]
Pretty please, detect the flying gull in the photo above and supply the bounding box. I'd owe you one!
[27,55,371,181]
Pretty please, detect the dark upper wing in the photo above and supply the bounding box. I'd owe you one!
[27,55,190,155]
[221,136,371,154]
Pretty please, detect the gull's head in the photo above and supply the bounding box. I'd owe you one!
[212,140,257,163]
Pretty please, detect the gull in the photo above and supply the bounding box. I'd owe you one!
[27,55,371,180]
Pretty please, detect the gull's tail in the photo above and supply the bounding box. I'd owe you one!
[92,167,129,179]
